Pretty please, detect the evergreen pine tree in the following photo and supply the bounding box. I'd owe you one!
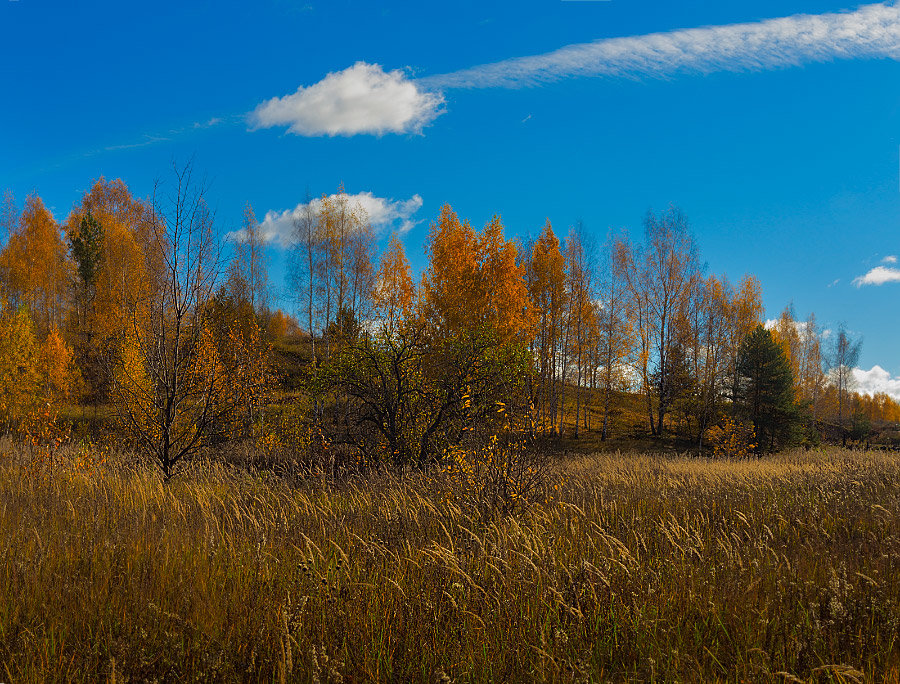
[735,324,800,452]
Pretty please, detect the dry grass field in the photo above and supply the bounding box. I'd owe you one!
[1,443,899,682]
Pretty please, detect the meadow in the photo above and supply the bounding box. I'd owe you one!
[1,442,899,682]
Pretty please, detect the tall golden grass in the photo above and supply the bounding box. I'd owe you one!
[1,441,899,682]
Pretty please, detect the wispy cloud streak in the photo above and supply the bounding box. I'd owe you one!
[419,3,900,90]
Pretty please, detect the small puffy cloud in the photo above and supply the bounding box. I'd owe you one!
[347,192,423,234]
[193,117,223,129]
[852,265,900,287]
[764,318,809,335]
[883,255,898,264]
[251,62,444,136]
[852,365,900,401]
[228,191,424,247]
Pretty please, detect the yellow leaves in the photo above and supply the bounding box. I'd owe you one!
[436,434,550,521]
[373,233,415,333]
[706,417,757,459]
[424,205,479,335]
[267,309,300,339]
[0,301,41,426]
[528,220,566,327]
[218,311,276,438]
[40,325,80,407]
[479,214,533,343]
[63,178,159,350]
[0,194,72,337]
[424,205,532,344]
[112,325,156,441]
[312,184,378,330]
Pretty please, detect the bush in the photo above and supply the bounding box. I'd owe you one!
[436,434,553,521]
[705,416,756,458]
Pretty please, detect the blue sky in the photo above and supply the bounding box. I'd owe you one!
[2,0,899,396]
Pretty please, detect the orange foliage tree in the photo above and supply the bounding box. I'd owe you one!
[63,178,163,400]
[0,302,41,432]
[0,194,73,338]
[525,220,567,433]
[596,236,634,440]
[372,233,415,335]
[108,163,254,479]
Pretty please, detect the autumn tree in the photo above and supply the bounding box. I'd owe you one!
[597,236,634,440]
[0,302,77,434]
[681,274,762,448]
[109,163,247,479]
[715,275,758,410]
[318,187,376,354]
[418,207,534,434]
[267,309,301,339]
[0,302,40,433]
[797,312,825,421]
[617,208,702,435]
[477,214,533,344]
[643,207,702,434]
[372,233,415,335]
[826,324,862,447]
[0,194,73,338]
[769,306,827,439]
[422,204,481,337]
[213,210,277,435]
[229,202,269,315]
[291,190,322,362]
[40,325,80,408]
[667,278,704,438]
[562,226,595,438]
[525,220,567,433]
[329,322,530,469]
[321,204,534,465]
[423,206,532,340]
[289,186,376,362]
[615,233,655,433]
[63,178,163,400]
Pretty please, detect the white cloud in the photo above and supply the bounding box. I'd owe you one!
[193,117,223,129]
[852,365,900,400]
[251,62,444,136]
[253,4,900,137]
[853,265,900,286]
[882,255,898,263]
[228,191,424,247]
[420,3,900,90]
[764,318,809,335]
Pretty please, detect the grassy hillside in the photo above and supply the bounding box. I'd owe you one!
[2,442,899,682]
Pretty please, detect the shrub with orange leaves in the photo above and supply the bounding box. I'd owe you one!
[705,416,757,459]
[40,325,82,407]
[436,433,553,522]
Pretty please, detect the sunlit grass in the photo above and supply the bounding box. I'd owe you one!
[1,443,899,681]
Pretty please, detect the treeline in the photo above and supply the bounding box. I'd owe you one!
[0,172,897,476]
